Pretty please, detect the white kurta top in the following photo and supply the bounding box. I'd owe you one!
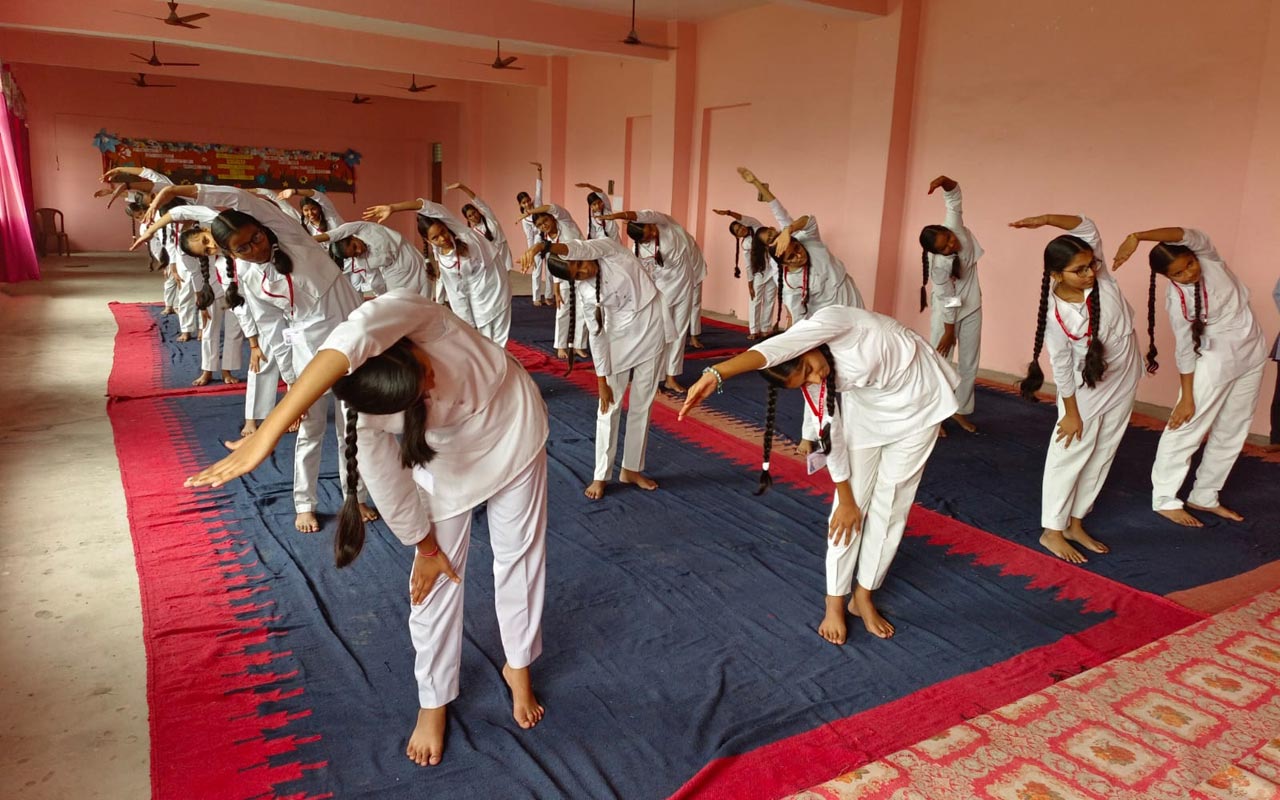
[320,291,549,534]
[1164,229,1267,385]
[738,214,778,290]
[168,204,261,336]
[765,200,861,314]
[587,193,620,241]
[750,305,959,452]
[563,238,676,377]
[927,185,984,324]
[1044,216,1141,421]
[418,199,510,327]
[195,185,361,383]
[273,191,345,236]
[521,177,544,248]
[467,195,515,273]
[327,221,432,298]
[633,210,702,305]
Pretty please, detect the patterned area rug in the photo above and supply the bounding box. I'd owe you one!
[786,588,1280,800]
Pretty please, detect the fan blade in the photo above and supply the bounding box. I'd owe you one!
[130,53,151,62]
[116,11,164,21]
[174,21,202,28]
[499,57,519,67]
[177,13,210,23]
[161,61,201,67]
[500,66,526,71]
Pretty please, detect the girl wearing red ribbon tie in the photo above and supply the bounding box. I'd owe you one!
[1009,215,1143,564]
[680,305,958,646]
[1112,226,1268,528]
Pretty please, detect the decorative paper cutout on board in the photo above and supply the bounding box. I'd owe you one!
[96,132,357,193]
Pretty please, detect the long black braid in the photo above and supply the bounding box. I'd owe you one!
[1145,271,1160,373]
[1190,280,1205,357]
[335,404,365,568]
[1148,242,1206,370]
[917,224,959,312]
[194,255,216,310]
[1017,268,1053,401]
[730,221,743,279]
[1079,281,1108,388]
[756,344,840,495]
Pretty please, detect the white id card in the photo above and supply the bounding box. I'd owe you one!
[806,451,828,475]
[943,296,963,309]
[411,465,436,494]
[281,327,299,346]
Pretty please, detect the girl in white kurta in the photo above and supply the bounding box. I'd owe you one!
[1111,226,1269,527]
[526,204,591,358]
[519,163,552,306]
[106,166,194,331]
[185,290,549,768]
[713,209,776,339]
[275,188,345,236]
[320,221,433,298]
[681,306,959,645]
[172,207,244,387]
[1009,214,1142,563]
[577,182,620,242]
[604,209,708,394]
[519,237,676,499]
[365,198,513,346]
[449,183,516,278]
[146,183,374,533]
[919,176,984,432]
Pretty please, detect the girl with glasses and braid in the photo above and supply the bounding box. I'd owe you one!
[145,183,377,534]
[1009,214,1142,563]
[185,289,550,769]
[518,236,675,500]
[680,305,958,645]
[919,175,984,433]
[1112,226,1267,528]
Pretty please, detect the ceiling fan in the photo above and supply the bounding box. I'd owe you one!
[382,74,437,93]
[131,41,199,67]
[332,94,373,104]
[125,73,177,89]
[468,41,524,71]
[120,2,211,29]
[620,0,675,50]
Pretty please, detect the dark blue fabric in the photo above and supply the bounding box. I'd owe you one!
[146,303,252,390]
[168,370,1119,800]
[688,362,1280,596]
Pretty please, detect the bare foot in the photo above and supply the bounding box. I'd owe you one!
[176,332,194,342]
[221,370,240,385]
[1064,519,1109,554]
[584,480,607,500]
[556,348,569,359]
[574,348,590,359]
[1186,502,1244,521]
[850,586,895,639]
[240,420,258,437]
[688,336,705,350]
[406,706,447,766]
[1040,528,1087,564]
[502,664,545,729]
[747,333,759,341]
[818,595,848,645]
[662,378,686,394]
[796,439,815,456]
[619,468,658,491]
[937,423,948,439]
[295,512,320,533]
[161,306,175,315]
[359,503,380,522]
[952,414,977,433]
[191,371,212,387]
[1156,508,1203,528]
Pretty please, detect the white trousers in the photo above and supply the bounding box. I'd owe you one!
[243,355,280,421]
[293,391,369,513]
[198,301,244,373]
[476,303,512,349]
[594,354,663,481]
[689,282,704,336]
[1040,396,1133,530]
[531,258,552,303]
[749,279,778,335]
[930,309,982,417]
[663,290,693,378]
[826,425,939,595]
[1151,361,1265,511]
[163,273,177,309]
[553,280,588,349]
[409,449,548,708]
[175,271,198,335]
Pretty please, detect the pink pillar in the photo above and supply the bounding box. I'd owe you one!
[549,56,569,205]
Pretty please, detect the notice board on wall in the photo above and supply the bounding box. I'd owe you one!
[97,133,359,193]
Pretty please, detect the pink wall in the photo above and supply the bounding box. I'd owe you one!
[11,62,461,250]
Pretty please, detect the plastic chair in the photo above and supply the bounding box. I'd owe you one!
[34,208,70,257]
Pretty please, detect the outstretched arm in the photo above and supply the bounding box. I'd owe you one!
[144,184,199,222]
[737,167,776,203]
[575,181,604,194]
[713,208,743,221]
[186,349,351,488]
[446,182,477,200]
[1112,227,1185,271]
[1009,214,1084,231]
[363,198,426,223]
[599,210,638,222]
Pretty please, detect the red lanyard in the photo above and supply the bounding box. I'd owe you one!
[1173,279,1208,323]
[260,270,295,313]
[803,381,826,429]
[1053,295,1091,343]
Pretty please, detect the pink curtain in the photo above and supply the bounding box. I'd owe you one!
[0,91,39,283]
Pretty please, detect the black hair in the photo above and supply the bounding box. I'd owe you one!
[178,226,217,310]
[752,344,839,494]
[587,192,605,239]
[1148,243,1202,370]
[782,241,812,316]
[462,203,493,241]
[300,197,329,233]
[210,210,294,275]
[329,338,435,568]
[918,224,960,312]
[126,201,147,218]
[327,239,349,269]
[516,191,531,206]
[1018,235,1107,400]
[729,220,744,279]
[749,228,773,278]
[627,222,663,267]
